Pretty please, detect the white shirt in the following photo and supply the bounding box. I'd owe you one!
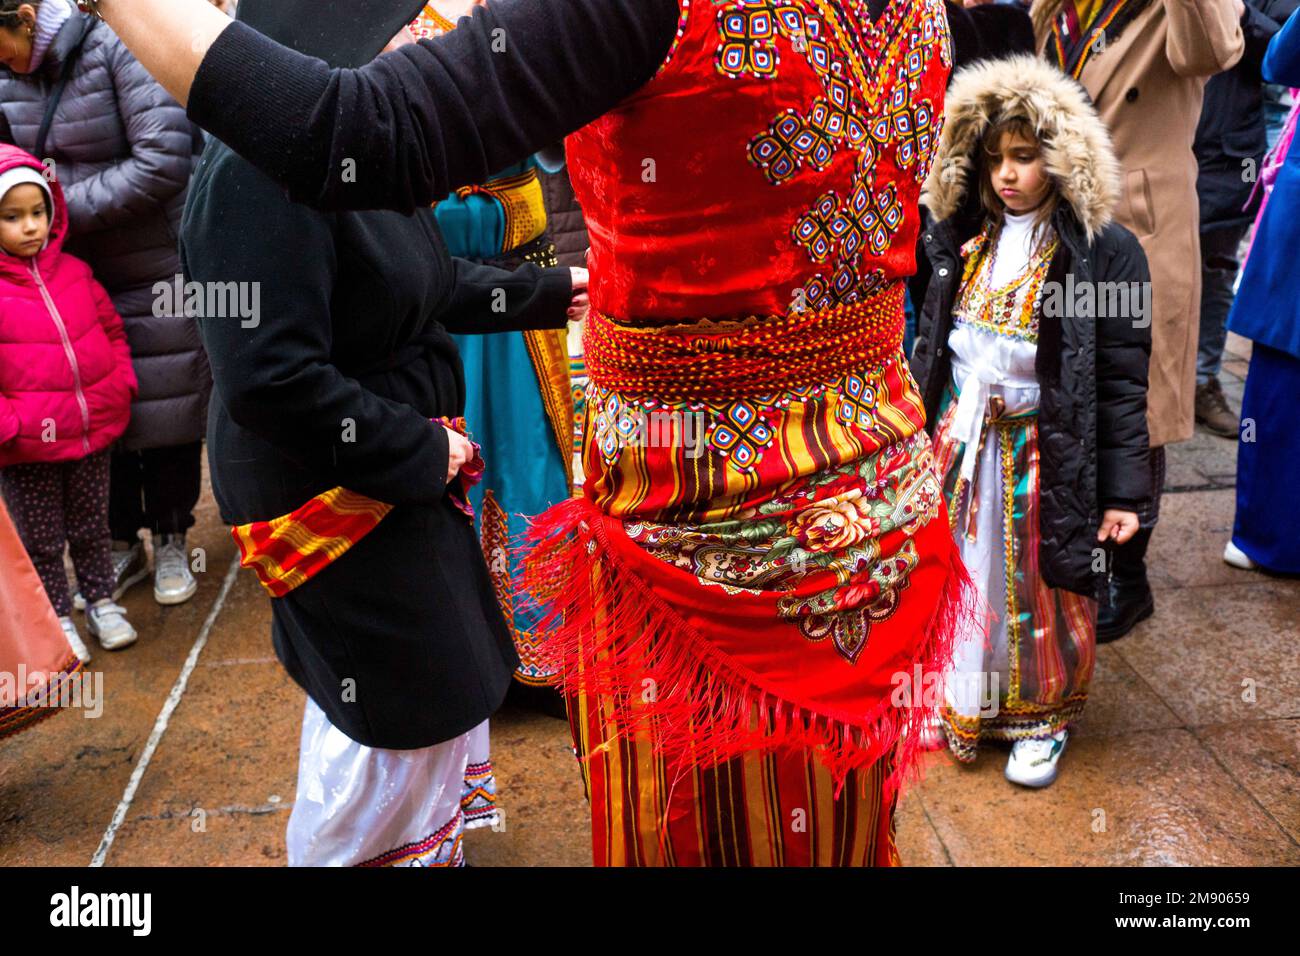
[988,208,1042,288]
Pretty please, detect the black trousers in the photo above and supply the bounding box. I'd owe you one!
[108,441,202,542]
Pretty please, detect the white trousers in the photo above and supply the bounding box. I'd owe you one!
[286,697,497,867]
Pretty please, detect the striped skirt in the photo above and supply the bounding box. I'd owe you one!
[568,688,900,867]
[931,394,1096,761]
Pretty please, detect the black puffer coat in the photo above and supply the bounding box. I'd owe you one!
[910,55,1153,599]
[0,3,208,451]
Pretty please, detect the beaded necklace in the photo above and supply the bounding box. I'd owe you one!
[954,218,1058,344]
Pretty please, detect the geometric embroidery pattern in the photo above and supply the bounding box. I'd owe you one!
[834,372,878,431]
[722,0,952,307]
[707,399,775,470]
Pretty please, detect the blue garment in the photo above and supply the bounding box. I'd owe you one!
[453,333,568,531]
[434,159,532,257]
[1233,344,1300,572]
[435,158,569,656]
[1228,11,1300,361]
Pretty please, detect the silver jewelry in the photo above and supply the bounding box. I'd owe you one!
[76,0,106,21]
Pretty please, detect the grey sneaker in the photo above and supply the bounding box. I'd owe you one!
[73,539,149,611]
[58,616,92,664]
[152,533,197,606]
[87,599,138,651]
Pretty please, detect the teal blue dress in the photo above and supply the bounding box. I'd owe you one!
[436,157,572,691]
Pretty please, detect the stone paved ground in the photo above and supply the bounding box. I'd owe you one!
[2,334,1296,867]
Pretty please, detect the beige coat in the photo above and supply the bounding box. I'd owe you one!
[1031,0,1243,447]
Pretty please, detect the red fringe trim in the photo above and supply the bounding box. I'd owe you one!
[518,497,978,798]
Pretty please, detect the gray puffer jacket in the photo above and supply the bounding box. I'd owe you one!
[0,3,209,451]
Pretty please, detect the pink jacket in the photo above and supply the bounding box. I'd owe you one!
[0,144,137,467]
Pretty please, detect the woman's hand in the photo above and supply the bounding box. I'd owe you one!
[444,426,475,485]
[1097,509,1140,546]
[568,266,590,322]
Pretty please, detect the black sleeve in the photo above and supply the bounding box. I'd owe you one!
[187,0,680,214]
[440,259,573,335]
[1093,225,1153,511]
[1241,1,1296,76]
[186,157,449,507]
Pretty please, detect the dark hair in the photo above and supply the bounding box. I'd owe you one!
[977,114,1060,253]
[0,1,41,30]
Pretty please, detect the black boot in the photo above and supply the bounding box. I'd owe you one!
[1097,527,1155,644]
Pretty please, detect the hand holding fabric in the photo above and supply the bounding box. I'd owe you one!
[443,425,475,483]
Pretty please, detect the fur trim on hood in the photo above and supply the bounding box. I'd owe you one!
[921,54,1121,240]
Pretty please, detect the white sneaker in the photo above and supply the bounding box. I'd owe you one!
[152,533,197,605]
[58,616,92,664]
[87,599,138,651]
[1005,730,1068,788]
[73,539,150,611]
[1223,540,1259,571]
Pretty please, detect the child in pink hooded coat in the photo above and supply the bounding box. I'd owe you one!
[0,144,139,653]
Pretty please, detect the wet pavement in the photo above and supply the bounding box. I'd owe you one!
[2,334,1296,867]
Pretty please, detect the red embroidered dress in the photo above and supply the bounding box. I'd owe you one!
[522,0,970,865]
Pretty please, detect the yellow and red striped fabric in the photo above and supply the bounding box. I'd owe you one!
[232,417,482,598]
[232,488,394,598]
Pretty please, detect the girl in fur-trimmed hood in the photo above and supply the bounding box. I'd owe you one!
[909,54,1152,786]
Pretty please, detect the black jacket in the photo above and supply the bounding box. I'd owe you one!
[911,199,1153,599]
[180,141,572,748]
[1195,0,1300,233]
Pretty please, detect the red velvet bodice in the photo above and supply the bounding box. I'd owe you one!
[567,0,953,324]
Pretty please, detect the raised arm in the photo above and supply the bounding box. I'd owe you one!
[97,0,679,214]
[1165,0,1245,77]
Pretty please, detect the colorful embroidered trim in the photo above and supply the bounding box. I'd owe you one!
[232,417,483,598]
[953,220,1058,344]
[356,813,465,868]
[656,0,693,77]
[453,167,548,253]
[460,759,500,828]
[584,281,905,404]
[524,325,575,482]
